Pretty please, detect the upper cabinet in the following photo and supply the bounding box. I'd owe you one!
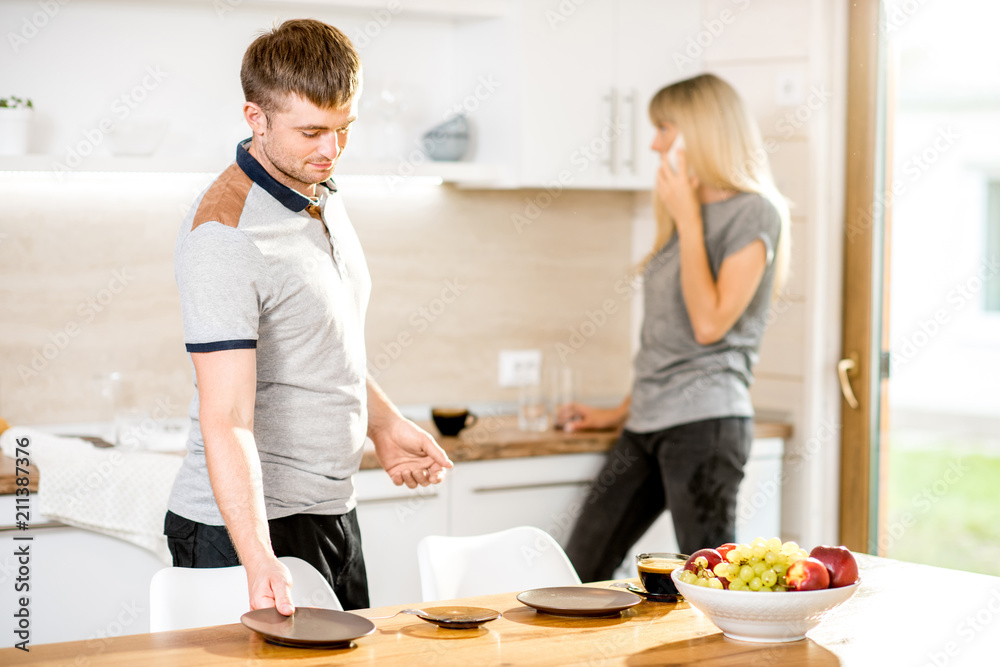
[513,0,703,190]
[0,0,702,189]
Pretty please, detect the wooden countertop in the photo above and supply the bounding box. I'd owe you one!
[0,417,792,492]
[0,453,38,494]
[360,415,792,469]
[6,554,999,665]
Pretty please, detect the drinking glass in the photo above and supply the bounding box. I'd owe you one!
[518,382,549,432]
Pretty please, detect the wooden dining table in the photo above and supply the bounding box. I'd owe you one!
[5,554,1000,666]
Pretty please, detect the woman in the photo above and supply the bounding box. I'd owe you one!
[561,73,790,581]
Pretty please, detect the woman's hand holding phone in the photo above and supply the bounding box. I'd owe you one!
[656,136,701,236]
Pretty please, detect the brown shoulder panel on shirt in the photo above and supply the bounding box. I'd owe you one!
[192,163,254,231]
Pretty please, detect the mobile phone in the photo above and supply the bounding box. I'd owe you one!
[666,133,685,174]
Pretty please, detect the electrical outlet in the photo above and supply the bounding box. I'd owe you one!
[498,349,542,387]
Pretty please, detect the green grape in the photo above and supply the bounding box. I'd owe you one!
[748,577,762,591]
[726,550,742,564]
[795,549,809,561]
[752,545,766,560]
[739,565,754,582]
[696,577,710,587]
[753,561,768,575]
[708,577,724,590]
[751,536,766,547]
[695,556,709,570]
[761,569,778,587]
[713,562,730,578]
[764,551,777,565]
[680,570,697,585]
[758,585,773,592]
[773,561,789,576]
[727,563,741,580]
[780,540,799,555]
[774,584,787,592]
[729,579,747,591]
[766,537,783,552]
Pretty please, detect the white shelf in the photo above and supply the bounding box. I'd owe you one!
[0,154,226,175]
[0,154,507,186]
[336,159,507,184]
[158,0,509,19]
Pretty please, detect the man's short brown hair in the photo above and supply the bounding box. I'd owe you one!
[241,19,361,115]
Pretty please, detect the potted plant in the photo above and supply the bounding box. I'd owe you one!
[0,96,34,155]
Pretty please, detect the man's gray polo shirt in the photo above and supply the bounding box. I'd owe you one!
[168,140,371,526]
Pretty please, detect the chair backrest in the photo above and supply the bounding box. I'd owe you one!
[149,556,341,632]
[417,526,581,602]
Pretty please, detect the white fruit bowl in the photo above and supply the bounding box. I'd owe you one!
[672,569,860,643]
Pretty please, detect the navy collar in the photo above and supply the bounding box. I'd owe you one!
[235,139,337,213]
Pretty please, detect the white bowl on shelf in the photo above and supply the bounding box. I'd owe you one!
[672,569,860,643]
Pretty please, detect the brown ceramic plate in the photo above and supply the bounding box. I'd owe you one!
[516,587,642,617]
[241,607,375,649]
[417,606,501,629]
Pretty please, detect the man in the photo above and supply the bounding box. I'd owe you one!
[164,19,452,612]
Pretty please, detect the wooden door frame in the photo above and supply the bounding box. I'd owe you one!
[839,0,888,553]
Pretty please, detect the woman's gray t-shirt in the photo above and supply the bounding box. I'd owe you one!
[625,191,781,434]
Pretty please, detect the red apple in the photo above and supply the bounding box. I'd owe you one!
[785,557,830,591]
[716,543,739,561]
[810,545,859,588]
[684,548,723,576]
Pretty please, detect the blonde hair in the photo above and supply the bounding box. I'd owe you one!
[645,73,790,296]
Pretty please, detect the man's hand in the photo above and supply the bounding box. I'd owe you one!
[246,555,295,616]
[370,418,453,489]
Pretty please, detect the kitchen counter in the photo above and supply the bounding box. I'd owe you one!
[362,416,791,469]
[1,417,791,491]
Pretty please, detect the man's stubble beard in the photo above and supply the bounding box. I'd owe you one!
[262,136,332,188]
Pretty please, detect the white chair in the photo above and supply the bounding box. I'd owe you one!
[149,556,341,632]
[417,526,581,602]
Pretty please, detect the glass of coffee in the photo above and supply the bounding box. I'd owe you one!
[635,552,689,598]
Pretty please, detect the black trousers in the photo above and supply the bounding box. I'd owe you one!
[564,417,752,582]
[163,509,370,610]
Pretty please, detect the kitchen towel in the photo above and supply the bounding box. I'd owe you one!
[1,426,183,564]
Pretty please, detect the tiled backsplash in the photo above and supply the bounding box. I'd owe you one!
[0,173,635,425]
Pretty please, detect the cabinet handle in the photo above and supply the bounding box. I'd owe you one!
[625,88,638,174]
[358,491,439,505]
[473,480,591,494]
[0,521,64,531]
[603,88,619,175]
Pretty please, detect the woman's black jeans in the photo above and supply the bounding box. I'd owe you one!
[564,417,752,582]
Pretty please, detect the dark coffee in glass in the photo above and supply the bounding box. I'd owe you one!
[636,553,688,597]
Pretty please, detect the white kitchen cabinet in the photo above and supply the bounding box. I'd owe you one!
[512,0,703,189]
[613,0,706,188]
[515,3,616,188]
[0,524,164,647]
[448,454,606,546]
[354,468,450,608]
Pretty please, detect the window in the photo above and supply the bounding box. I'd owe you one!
[987,180,1000,312]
